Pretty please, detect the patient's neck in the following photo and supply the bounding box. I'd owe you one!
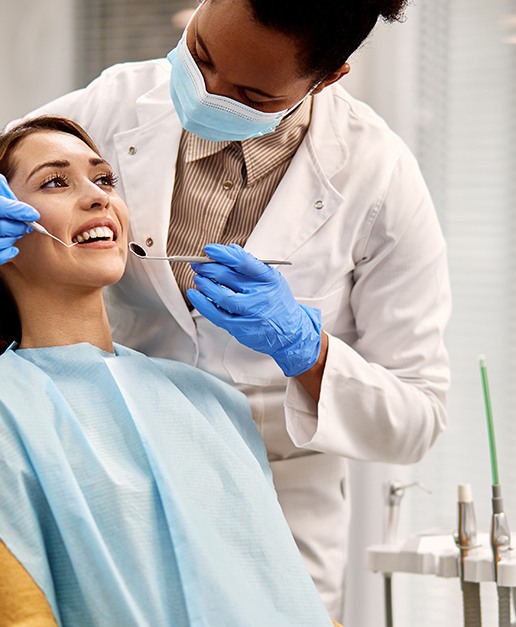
[16,286,114,353]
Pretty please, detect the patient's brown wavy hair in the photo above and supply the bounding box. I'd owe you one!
[0,116,101,352]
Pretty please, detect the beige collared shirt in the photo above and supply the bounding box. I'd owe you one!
[167,98,312,302]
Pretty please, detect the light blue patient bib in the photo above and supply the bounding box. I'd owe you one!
[0,343,332,626]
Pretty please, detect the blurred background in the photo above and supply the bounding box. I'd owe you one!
[1,1,515,625]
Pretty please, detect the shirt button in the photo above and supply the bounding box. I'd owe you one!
[222,180,233,190]
[128,146,137,155]
[314,200,324,210]
[145,237,154,247]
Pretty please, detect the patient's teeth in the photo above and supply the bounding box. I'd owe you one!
[74,225,116,242]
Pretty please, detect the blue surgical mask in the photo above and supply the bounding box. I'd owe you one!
[167,32,313,142]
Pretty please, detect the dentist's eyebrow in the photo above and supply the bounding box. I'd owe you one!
[196,31,216,66]
[26,157,110,183]
[196,31,284,100]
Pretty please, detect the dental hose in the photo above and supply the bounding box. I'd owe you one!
[462,582,482,627]
[456,483,482,627]
[498,587,511,627]
[491,483,512,627]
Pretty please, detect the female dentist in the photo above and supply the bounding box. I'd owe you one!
[0,0,451,619]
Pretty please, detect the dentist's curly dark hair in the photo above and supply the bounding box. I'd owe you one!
[246,0,409,79]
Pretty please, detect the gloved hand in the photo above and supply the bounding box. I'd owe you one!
[187,243,322,377]
[0,174,40,264]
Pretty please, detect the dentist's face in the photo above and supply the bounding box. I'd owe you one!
[5,130,128,291]
[187,0,319,112]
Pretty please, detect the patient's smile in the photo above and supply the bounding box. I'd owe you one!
[73,225,116,244]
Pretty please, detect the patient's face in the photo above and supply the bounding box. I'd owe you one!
[6,130,128,290]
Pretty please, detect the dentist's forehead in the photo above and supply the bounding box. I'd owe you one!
[194,0,307,89]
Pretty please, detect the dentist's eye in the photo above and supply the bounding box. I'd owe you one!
[192,51,209,67]
[94,172,119,188]
[41,173,69,188]
[242,94,266,108]
[191,47,213,70]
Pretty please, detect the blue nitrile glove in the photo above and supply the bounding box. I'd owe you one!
[186,243,322,377]
[0,174,40,264]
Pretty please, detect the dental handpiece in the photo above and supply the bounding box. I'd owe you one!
[490,484,511,577]
[455,483,478,575]
[25,221,78,248]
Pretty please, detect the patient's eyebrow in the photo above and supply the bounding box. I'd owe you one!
[26,158,109,183]
[26,160,70,183]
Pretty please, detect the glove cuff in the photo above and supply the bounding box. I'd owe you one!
[272,305,322,377]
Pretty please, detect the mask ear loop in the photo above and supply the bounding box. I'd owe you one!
[283,79,323,118]
[308,80,322,96]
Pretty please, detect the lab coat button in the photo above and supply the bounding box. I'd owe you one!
[128,146,137,155]
[145,237,154,247]
[222,180,233,190]
[314,200,324,210]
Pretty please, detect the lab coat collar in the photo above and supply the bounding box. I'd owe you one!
[244,86,350,264]
[114,79,197,341]
[307,86,350,181]
[134,70,174,126]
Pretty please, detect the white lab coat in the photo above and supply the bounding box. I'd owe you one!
[27,58,451,617]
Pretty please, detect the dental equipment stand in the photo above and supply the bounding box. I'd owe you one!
[368,528,516,627]
[369,356,514,627]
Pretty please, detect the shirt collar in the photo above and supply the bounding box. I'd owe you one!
[182,97,312,182]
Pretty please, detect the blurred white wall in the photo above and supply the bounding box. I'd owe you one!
[344,8,421,152]
[0,0,76,128]
[341,10,423,627]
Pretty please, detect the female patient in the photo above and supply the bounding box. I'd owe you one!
[0,116,337,627]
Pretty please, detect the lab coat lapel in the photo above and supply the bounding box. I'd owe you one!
[245,91,349,263]
[113,82,197,339]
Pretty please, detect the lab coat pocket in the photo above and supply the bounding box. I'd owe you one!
[223,340,285,386]
[295,282,355,340]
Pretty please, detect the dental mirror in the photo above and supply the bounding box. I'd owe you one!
[128,241,292,265]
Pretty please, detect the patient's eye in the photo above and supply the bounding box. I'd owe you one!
[41,174,68,189]
[94,172,118,188]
